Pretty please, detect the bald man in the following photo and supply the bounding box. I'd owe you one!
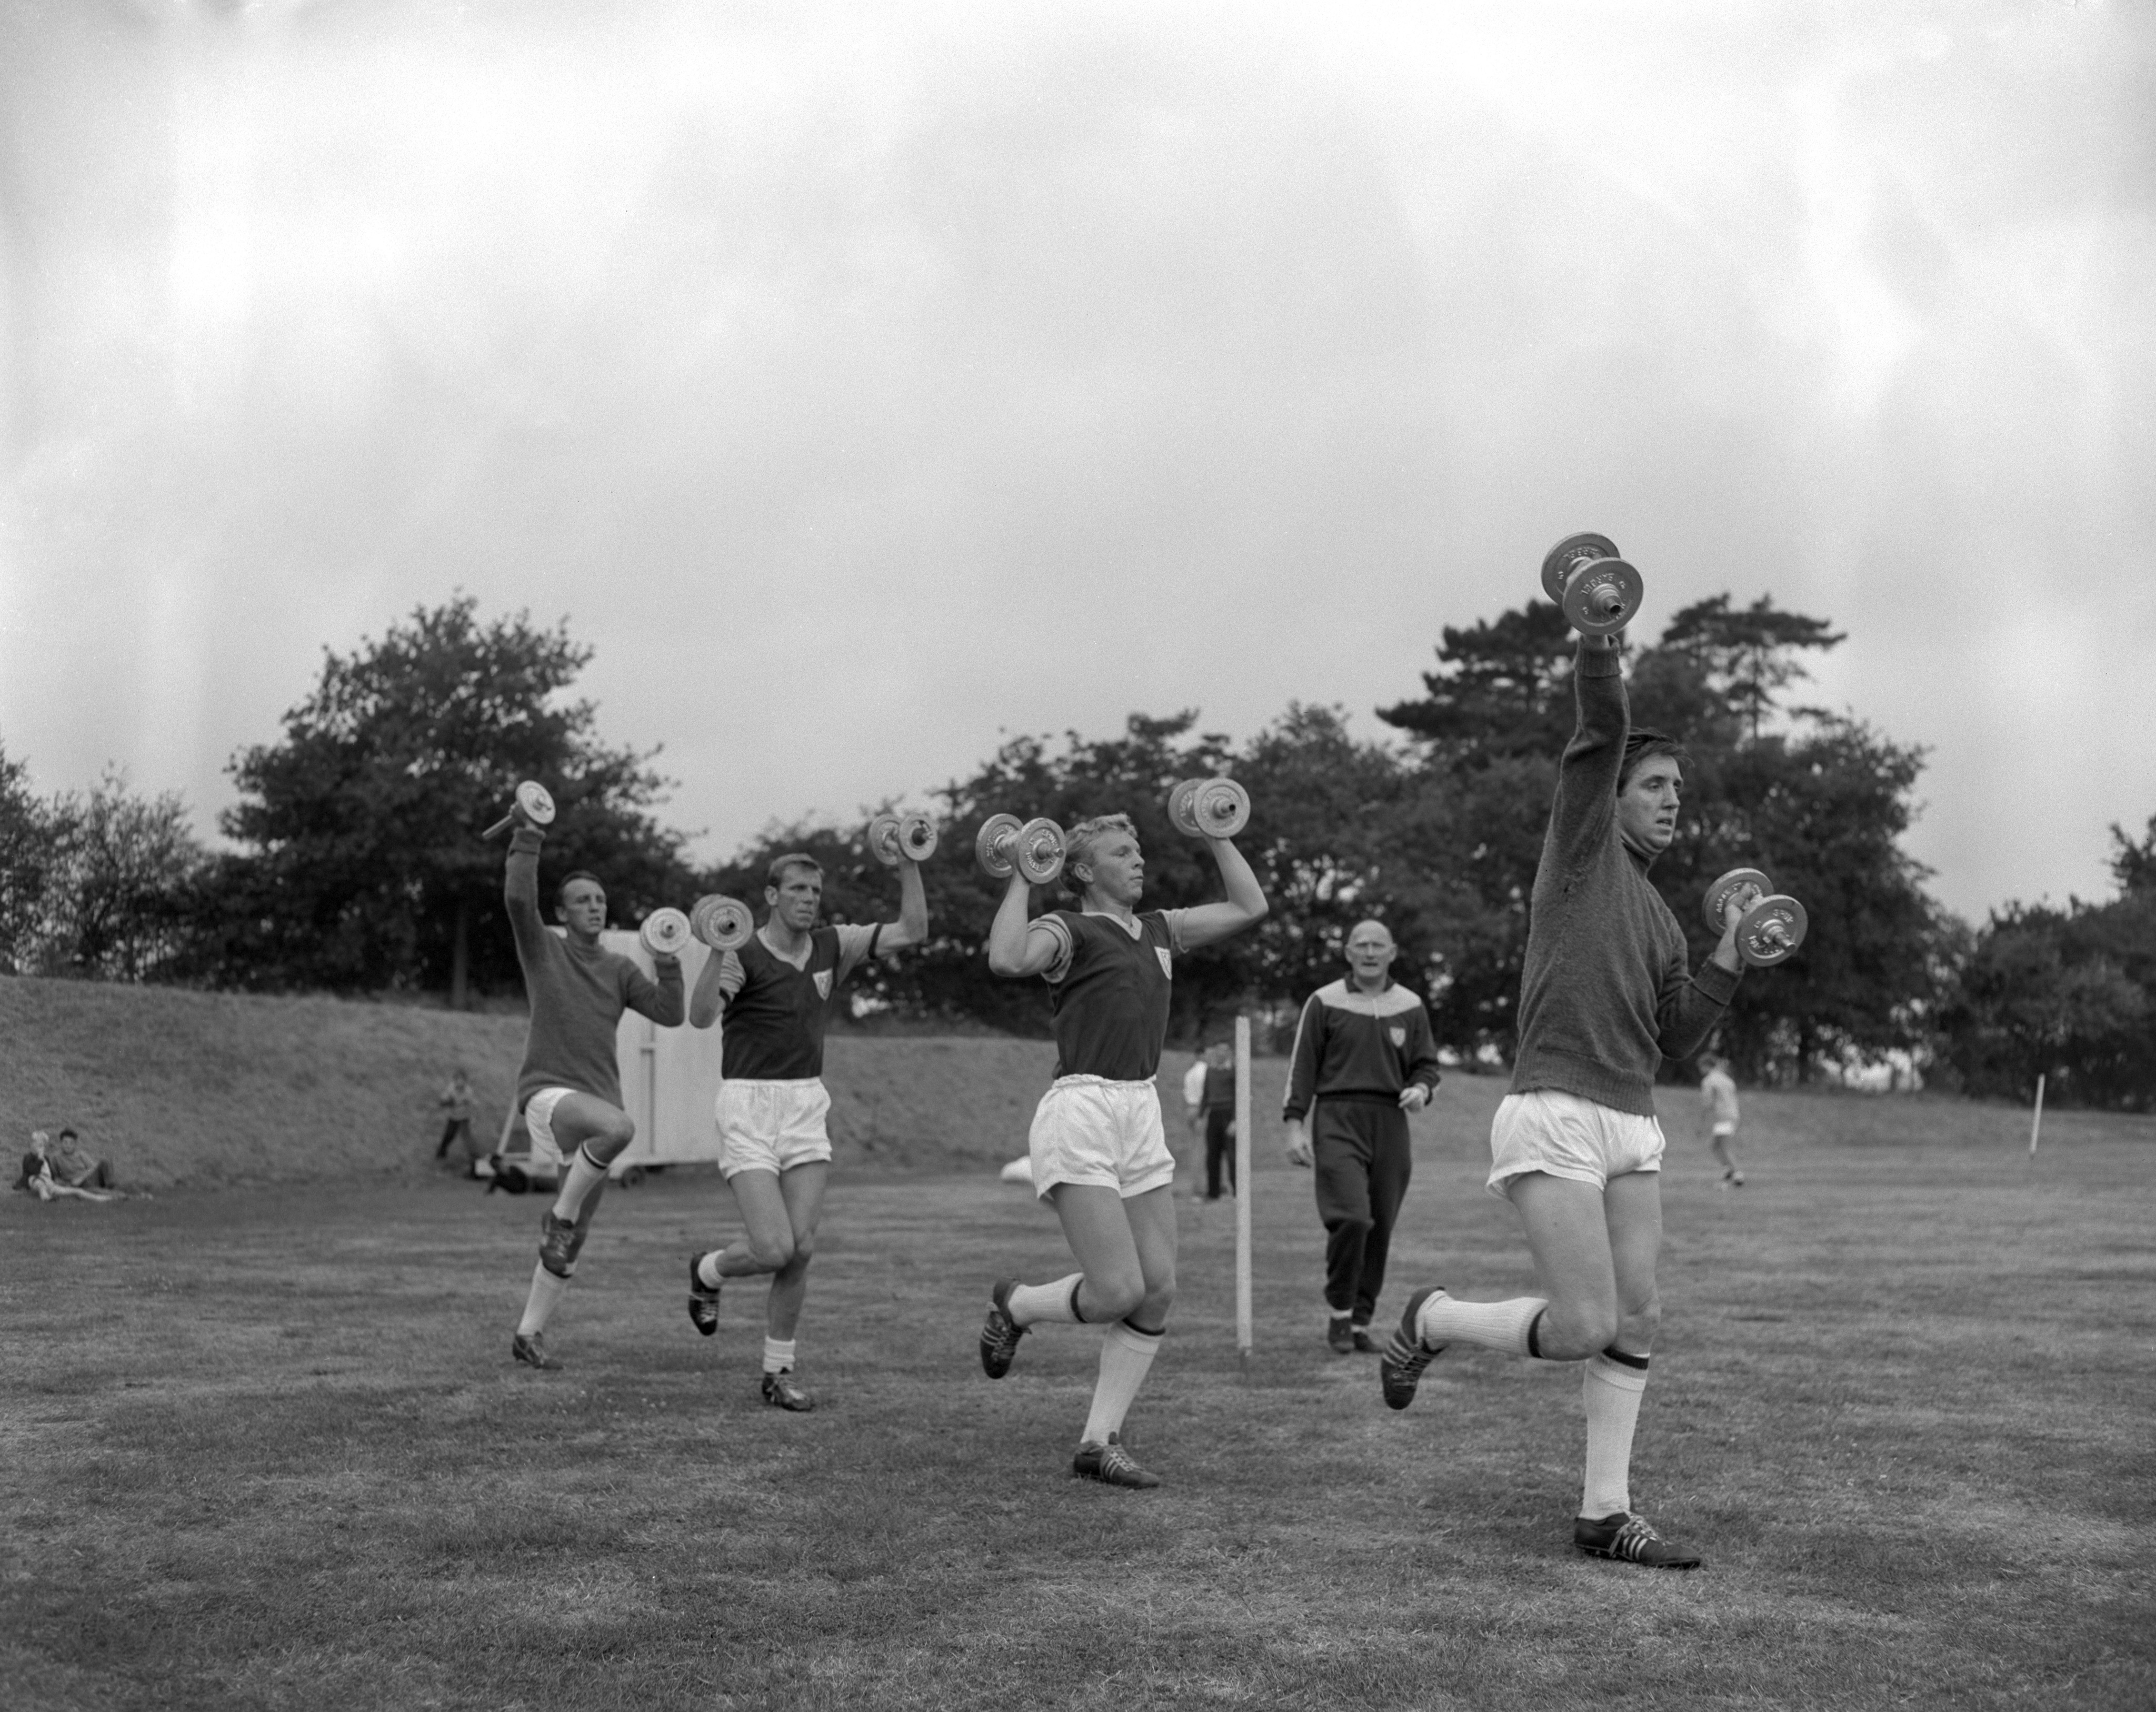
[1282,921,1441,1354]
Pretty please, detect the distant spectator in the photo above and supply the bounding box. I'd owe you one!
[17,1132,118,1203]
[1699,1053,1744,1188]
[1181,1041,1237,1201]
[47,1126,116,1190]
[436,1069,476,1166]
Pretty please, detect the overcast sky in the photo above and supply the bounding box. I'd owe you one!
[2,0,2150,923]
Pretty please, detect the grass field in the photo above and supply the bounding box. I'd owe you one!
[4,1082,2151,1711]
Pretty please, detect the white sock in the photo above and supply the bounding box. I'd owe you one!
[1580,1351,1649,1518]
[1008,1273,1084,1327]
[516,1261,568,1338]
[763,1337,796,1375]
[1081,1321,1162,1444]
[696,1250,724,1289]
[551,1147,607,1221]
[1416,1291,1550,1357]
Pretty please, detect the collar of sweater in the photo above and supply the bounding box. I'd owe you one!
[1316,979,1423,1018]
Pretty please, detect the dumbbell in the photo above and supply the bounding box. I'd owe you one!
[867,811,940,866]
[1541,533,1644,637]
[1166,777,1251,840]
[975,813,1066,884]
[1703,868,1809,967]
[639,907,693,959]
[482,780,556,840]
[689,894,754,952]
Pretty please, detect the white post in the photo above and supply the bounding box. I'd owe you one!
[2028,1073,2046,1156]
[1235,1013,1253,1360]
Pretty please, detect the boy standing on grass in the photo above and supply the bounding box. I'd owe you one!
[976,813,1266,1489]
[1380,626,1760,1570]
[501,810,684,1371]
[1699,1054,1744,1187]
[683,850,927,1412]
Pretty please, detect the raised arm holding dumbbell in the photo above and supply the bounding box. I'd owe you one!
[681,818,932,1414]
[1379,533,1802,1574]
[976,792,1265,1490]
[493,782,685,1372]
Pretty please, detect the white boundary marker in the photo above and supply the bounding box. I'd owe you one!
[1235,1013,1253,1360]
[2029,1073,2047,1157]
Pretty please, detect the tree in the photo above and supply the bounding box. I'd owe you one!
[207,598,693,1000]
[32,769,208,982]
[0,739,51,975]
[1938,814,2156,1108]
[1656,594,1844,740]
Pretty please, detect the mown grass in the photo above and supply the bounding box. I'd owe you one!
[3,1090,2150,1710]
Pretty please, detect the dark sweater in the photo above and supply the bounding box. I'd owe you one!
[1281,979,1441,1122]
[505,828,684,1109]
[1510,643,1740,1116]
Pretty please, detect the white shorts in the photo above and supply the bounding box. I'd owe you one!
[521,1087,578,1171]
[1028,1076,1175,1202]
[1486,1089,1665,1199]
[717,1078,833,1179]
[1710,1121,1736,1138]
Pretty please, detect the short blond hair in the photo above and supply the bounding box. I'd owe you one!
[1062,813,1137,899]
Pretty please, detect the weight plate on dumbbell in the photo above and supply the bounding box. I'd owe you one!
[1540,533,1622,606]
[1015,817,1066,886]
[1735,895,1808,968]
[515,780,557,825]
[1166,779,1204,839]
[1191,779,1251,838]
[1562,556,1642,636]
[1703,868,1773,932]
[975,813,1022,878]
[690,893,754,952]
[896,813,939,863]
[867,812,903,867]
[640,907,692,958]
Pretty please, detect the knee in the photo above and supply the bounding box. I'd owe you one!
[1325,1212,1373,1243]
[1085,1267,1147,1323]
[750,1232,797,1271]
[779,1231,816,1275]
[1614,1292,1660,1350]
[1542,1300,1621,1361]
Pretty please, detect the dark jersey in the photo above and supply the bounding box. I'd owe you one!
[1037,908,1183,1082]
[720,923,880,1080]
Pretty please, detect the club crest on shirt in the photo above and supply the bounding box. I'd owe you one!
[1388,1026,1407,1048]
[813,970,833,1000]
[1155,948,1173,980]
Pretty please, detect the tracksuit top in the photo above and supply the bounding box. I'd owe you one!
[1510,644,1740,1117]
[1281,979,1442,1123]
[1037,908,1183,1082]
[505,828,684,1110]
[717,924,882,1081]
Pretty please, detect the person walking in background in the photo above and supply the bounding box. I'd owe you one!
[1181,1040,1237,1201]
[1282,920,1440,1355]
[435,1069,476,1165]
[1698,1053,1744,1187]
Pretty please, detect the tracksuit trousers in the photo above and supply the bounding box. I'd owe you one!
[1312,1098,1412,1324]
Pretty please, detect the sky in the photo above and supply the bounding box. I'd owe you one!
[1,0,2150,924]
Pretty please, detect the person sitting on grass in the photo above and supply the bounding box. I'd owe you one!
[18,1131,119,1203]
[683,848,929,1413]
[44,1126,118,1191]
[1379,623,1757,1571]
[976,811,1266,1490]
[500,809,685,1371]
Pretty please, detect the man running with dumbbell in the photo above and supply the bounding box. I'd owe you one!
[976,806,1266,1488]
[500,810,685,1370]
[683,838,928,1411]
[1380,590,1759,1569]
